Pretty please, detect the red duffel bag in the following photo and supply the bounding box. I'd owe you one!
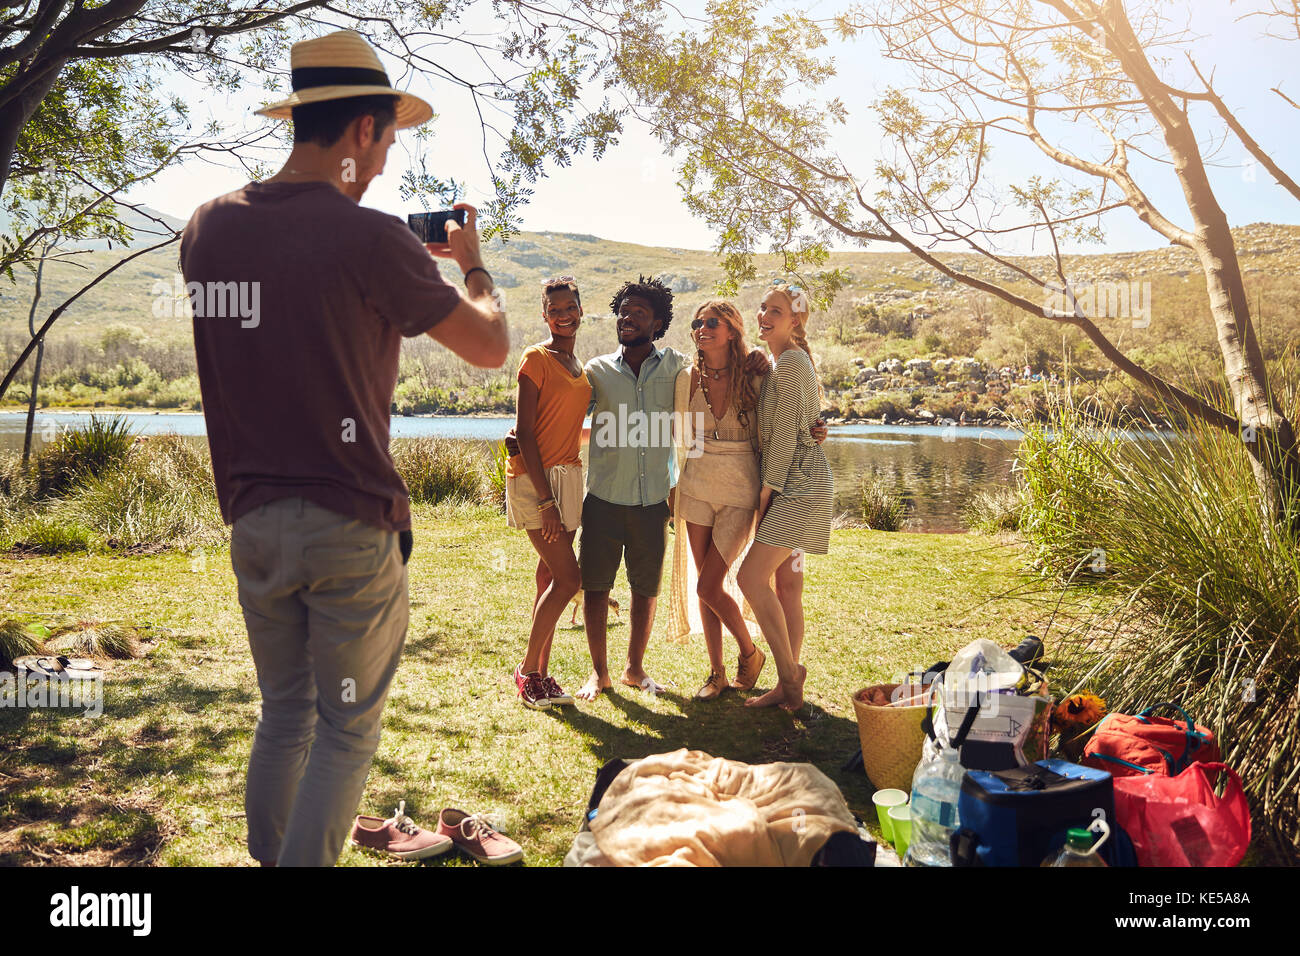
[1113,762,1251,866]
[1082,702,1219,777]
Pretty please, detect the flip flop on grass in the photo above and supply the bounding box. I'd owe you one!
[12,655,104,681]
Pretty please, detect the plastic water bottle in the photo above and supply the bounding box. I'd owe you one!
[1041,827,1107,867]
[904,748,963,867]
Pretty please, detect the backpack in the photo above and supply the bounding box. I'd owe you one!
[951,759,1138,867]
[1082,702,1219,777]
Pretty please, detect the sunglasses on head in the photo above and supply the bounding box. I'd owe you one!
[691,315,721,330]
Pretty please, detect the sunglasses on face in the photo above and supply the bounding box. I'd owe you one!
[691,316,721,330]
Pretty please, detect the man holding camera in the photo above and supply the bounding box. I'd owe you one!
[181,30,508,866]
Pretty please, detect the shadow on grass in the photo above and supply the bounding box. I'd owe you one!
[540,686,876,821]
[0,671,257,866]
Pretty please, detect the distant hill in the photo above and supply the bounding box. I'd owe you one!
[5,220,1298,340]
[2,218,1299,417]
[0,202,187,254]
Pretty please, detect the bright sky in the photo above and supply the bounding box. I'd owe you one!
[131,1,1300,255]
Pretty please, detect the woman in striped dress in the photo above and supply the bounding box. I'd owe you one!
[737,280,834,711]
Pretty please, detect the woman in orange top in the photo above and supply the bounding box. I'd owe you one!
[506,276,592,709]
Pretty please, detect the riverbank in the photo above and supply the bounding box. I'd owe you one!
[0,406,517,420]
[0,504,1036,865]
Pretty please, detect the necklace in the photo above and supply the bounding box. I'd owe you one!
[698,371,732,440]
[701,364,728,381]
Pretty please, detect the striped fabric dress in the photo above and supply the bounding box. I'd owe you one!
[755,348,834,555]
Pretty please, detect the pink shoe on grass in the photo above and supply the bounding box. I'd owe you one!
[437,809,524,865]
[351,801,453,861]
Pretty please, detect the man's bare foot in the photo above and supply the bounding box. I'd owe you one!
[575,672,612,701]
[621,668,665,694]
[779,665,808,713]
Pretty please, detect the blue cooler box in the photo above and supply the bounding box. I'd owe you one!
[950,758,1130,866]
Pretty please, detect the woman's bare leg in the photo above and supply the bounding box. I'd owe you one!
[688,522,758,662]
[686,522,726,676]
[522,530,579,676]
[738,542,805,710]
[533,558,554,674]
[775,552,805,666]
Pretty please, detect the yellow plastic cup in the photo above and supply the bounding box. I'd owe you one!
[871,788,908,844]
[888,804,912,858]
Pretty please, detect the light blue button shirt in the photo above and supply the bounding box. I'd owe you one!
[584,346,687,507]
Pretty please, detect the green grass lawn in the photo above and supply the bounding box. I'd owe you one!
[0,505,1041,866]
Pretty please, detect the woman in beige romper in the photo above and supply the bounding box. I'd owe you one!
[668,301,768,700]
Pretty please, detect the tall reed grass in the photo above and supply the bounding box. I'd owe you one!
[962,486,1022,533]
[1015,381,1300,856]
[391,436,497,506]
[2,423,509,555]
[0,619,44,668]
[835,473,911,531]
[30,415,136,497]
[70,434,225,551]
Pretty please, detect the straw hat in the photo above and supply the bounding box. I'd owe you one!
[255,30,433,130]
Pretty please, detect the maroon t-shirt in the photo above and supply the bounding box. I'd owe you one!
[180,180,461,531]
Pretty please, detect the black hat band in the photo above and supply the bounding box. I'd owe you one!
[291,65,391,92]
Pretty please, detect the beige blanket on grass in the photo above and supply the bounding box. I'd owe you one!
[587,748,858,867]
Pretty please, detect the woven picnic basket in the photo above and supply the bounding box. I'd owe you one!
[851,683,928,793]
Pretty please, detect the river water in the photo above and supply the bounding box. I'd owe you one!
[0,411,1027,532]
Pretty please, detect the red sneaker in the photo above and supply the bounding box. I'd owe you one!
[436,808,524,865]
[514,664,551,710]
[541,675,573,706]
[350,801,453,861]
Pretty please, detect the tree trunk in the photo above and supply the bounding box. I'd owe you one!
[1105,4,1300,518]
[21,251,47,464]
[21,340,44,464]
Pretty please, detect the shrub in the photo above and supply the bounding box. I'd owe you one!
[7,512,95,553]
[963,486,1022,533]
[48,622,145,660]
[0,620,45,668]
[836,474,910,531]
[30,415,136,498]
[68,435,224,552]
[486,441,509,511]
[0,453,33,505]
[1015,381,1300,856]
[1014,389,1120,576]
[854,393,908,421]
[391,437,493,505]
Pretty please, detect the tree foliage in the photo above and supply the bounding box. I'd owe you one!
[620,0,1300,505]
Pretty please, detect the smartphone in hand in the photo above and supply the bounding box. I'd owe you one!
[408,209,468,245]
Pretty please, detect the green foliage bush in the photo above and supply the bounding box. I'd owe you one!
[1015,382,1300,854]
[30,414,135,497]
[70,435,224,551]
[391,437,495,506]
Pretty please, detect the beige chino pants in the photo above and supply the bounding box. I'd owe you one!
[231,497,409,867]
